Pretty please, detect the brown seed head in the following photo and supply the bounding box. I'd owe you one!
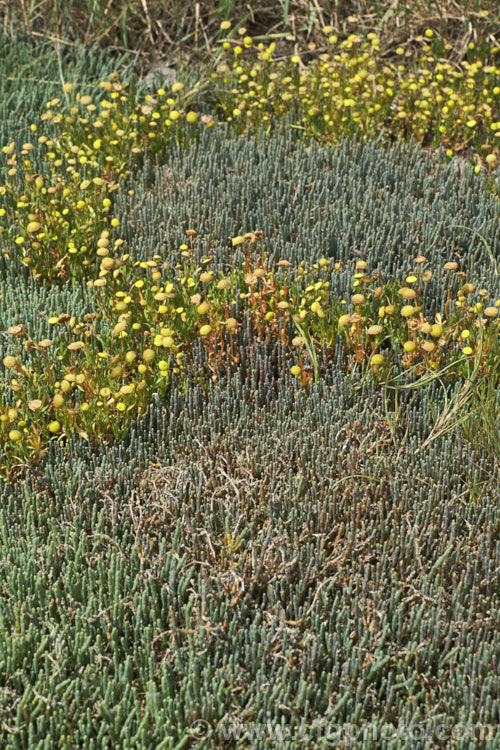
[421,340,436,352]
[8,325,26,337]
[351,294,365,305]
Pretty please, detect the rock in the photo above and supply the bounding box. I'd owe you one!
[140,61,177,88]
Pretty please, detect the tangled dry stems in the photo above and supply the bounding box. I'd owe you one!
[1,0,500,71]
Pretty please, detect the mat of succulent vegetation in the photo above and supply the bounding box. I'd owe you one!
[0,20,499,750]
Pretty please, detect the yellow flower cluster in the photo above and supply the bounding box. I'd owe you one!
[0,77,208,282]
[214,25,500,169]
[1,229,498,479]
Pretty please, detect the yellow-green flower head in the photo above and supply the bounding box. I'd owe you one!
[399,287,417,300]
[400,305,415,317]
